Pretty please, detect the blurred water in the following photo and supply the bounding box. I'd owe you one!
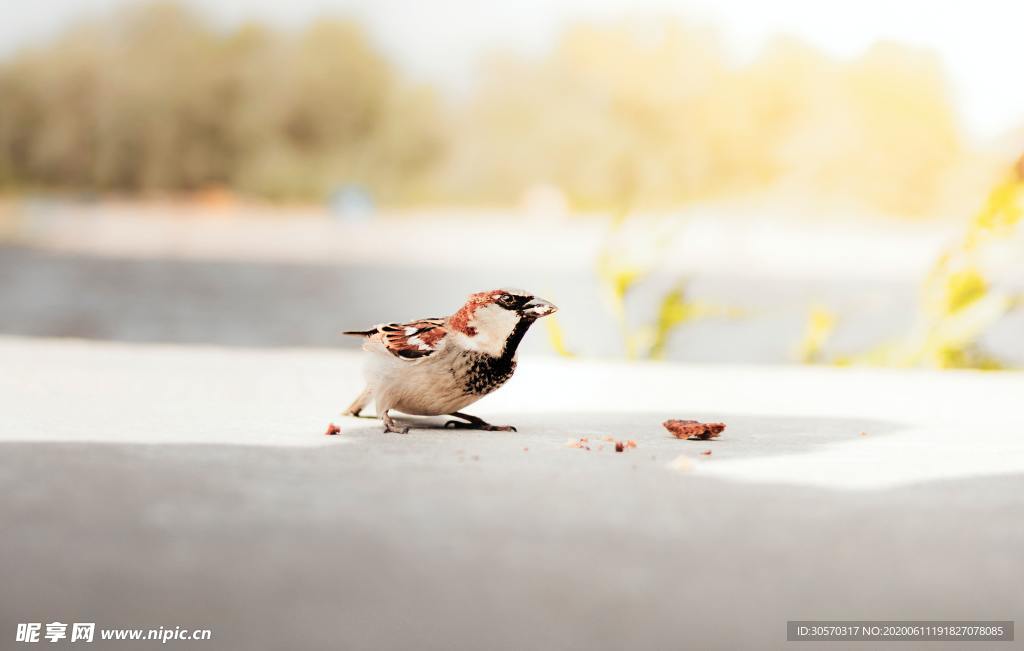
[10,244,1018,365]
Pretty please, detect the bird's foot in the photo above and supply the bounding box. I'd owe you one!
[381,413,410,434]
[444,419,517,432]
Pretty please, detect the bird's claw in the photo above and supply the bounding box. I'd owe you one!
[445,420,516,432]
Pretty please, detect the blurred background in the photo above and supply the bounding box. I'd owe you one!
[1,0,1022,367]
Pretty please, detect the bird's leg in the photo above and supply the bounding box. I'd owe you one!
[381,410,410,434]
[342,385,376,418]
[445,412,517,432]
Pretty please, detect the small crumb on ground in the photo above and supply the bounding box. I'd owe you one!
[663,419,726,440]
[701,449,712,456]
[567,436,635,453]
[324,423,341,436]
[669,455,694,472]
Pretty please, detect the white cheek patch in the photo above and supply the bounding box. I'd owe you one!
[465,304,520,356]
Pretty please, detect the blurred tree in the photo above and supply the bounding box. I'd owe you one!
[447,19,726,211]
[448,20,966,217]
[0,8,976,214]
[0,3,444,202]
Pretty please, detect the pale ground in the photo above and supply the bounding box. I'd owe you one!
[2,336,1022,649]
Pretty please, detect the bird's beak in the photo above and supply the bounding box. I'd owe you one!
[523,298,558,318]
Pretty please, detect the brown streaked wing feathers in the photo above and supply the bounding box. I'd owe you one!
[351,318,447,359]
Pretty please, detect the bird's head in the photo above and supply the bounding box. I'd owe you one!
[449,288,557,357]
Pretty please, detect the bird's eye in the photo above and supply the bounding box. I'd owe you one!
[498,294,516,306]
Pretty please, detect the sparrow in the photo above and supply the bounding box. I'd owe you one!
[342,288,558,433]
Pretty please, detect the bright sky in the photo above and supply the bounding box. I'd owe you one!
[5,0,1023,142]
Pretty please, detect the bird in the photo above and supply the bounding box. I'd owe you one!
[341,288,558,433]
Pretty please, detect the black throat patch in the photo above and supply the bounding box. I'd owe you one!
[459,317,534,396]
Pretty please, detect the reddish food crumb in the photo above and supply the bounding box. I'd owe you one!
[324,422,341,436]
[523,447,529,452]
[568,436,635,453]
[859,431,868,437]
[663,419,726,440]
[701,449,712,456]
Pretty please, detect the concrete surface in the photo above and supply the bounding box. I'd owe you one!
[2,336,1023,650]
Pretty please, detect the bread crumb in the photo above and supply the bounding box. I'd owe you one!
[663,419,726,440]
[324,423,341,436]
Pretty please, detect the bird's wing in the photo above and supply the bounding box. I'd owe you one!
[345,318,448,360]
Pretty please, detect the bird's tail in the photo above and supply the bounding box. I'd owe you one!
[341,328,379,337]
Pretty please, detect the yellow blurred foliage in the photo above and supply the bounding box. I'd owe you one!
[594,214,739,359]
[796,306,838,364]
[543,313,575,358]
[448,20,965,216]
[849,162,1024,368]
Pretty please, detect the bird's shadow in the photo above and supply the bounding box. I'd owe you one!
[340,410,905,461]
